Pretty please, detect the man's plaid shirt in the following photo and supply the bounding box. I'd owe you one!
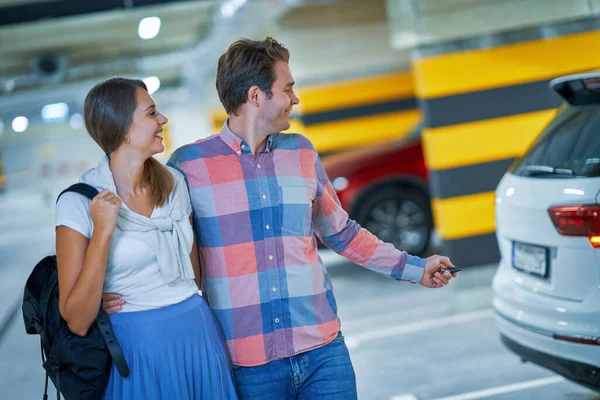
[167,123,425,366]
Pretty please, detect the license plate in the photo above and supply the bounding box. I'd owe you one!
[512,242,548,278]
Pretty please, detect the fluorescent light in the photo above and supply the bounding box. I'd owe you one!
[12,116,28,132]
[70,113,84,129]
[221,3,235,17]
[221,0,247,18]
[143,76,161,95]
[42,102,69,123]
[138,17,161,40]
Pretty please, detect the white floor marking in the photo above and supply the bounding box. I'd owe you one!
[391,394,420,400]
[345,309,493,349]
[427,376,564,400]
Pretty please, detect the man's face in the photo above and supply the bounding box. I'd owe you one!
[260,61,300,133]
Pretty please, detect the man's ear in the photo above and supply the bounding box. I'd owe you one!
[248,86,261,107]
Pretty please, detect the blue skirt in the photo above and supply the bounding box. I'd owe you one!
[103,293,238,400]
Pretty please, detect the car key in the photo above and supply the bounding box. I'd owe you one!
[439,267,461,274]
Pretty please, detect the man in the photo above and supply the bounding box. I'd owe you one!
[107,37,457,399]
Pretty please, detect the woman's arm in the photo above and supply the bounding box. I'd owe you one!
[57,190,121,336]
[189,214,202,289]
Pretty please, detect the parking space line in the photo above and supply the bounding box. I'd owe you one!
[391,394,419,400]
[346,309,493,349]
[427,376,565,400]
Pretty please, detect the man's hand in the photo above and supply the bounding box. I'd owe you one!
[102,293,125,314]
[420,254,458,288]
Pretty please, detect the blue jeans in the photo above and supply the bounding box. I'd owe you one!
[233,333,357,400]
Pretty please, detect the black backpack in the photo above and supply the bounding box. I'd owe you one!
[22,183,130,400]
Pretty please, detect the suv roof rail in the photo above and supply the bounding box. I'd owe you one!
[550,72,600,105]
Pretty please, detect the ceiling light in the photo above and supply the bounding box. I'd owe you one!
[221,0,247,18]
[70,113,84,129]
[0,120,4,135]
[12,116,28,133]
[41,102,69,123]
[143,76,161,95]
[138,17,161,40]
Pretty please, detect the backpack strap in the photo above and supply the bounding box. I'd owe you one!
[56,182,130,377]
[57,183,99,202]
[97,311,130,377]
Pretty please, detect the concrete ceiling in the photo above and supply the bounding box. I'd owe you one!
[0,0,216,95]
[277,0,411,86]
[0,0,416,137]
[0,0,307,125]
[387,0,600,50]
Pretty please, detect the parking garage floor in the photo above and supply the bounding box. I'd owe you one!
[0,187,598,400]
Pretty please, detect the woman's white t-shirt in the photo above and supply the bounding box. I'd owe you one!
[55,168,198,312]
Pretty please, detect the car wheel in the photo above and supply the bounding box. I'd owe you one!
[354,187,433,256]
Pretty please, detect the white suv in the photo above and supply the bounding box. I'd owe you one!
[493,72,600,392]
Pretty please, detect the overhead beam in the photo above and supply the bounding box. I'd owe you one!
[0,0,204,26]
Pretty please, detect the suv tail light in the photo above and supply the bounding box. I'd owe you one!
[548,205,600,248]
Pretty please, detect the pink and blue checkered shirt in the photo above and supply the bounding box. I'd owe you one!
[167,123,425,366]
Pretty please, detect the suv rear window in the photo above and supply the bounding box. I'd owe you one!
[512,104,600,178]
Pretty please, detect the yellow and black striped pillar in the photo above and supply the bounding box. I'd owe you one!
[210,70,421,154]
[298,71,420,153]
[413,23,600,267]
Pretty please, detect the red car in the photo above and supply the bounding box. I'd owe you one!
[320,126,433,256]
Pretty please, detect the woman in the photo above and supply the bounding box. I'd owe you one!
[55,77,238,399]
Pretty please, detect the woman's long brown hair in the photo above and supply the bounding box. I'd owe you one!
[84,77,173,206]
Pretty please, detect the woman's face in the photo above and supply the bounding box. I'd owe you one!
[126,87,168,158]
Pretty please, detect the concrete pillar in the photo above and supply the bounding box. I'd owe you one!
[208,71,420,154]
[410,17,600,266]
[384,0,600,266]
[297,71,419,153]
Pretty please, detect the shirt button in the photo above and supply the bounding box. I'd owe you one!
[268,255,273,260]
[257,164,261,168]
[274,317,280,323]
[272,286,277,292]
[237,151,241,156]
[262,194,267,199]
[266,224,270,230]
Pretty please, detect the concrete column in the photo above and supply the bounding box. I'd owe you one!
[384,0,600,265]
[297,71,419,153]
[408,14,600,266]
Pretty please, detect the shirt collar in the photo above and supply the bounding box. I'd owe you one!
[218,119,274,157]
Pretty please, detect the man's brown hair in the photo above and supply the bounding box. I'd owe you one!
[216,37,290,115]
[84,77,174,206]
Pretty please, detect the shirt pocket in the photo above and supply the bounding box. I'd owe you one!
[277,185,312,234]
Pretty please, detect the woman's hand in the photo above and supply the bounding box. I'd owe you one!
[90,189,121,237]
[102,293,125,314]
